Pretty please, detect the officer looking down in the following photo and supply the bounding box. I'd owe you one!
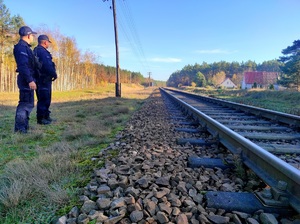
[13,26,38,133]
[34,35,57,125]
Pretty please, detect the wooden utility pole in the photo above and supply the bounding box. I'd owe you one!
[112,0,121,97]
[148,72,152,87]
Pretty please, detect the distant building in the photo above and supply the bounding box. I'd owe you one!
[218,77,237,89]
[241,71,278,90]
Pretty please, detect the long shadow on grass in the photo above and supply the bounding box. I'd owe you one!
[0,96,147,223]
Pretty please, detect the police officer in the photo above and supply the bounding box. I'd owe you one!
[34,35,57,125]
[13,26,38,133]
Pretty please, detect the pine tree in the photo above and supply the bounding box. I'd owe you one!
[278,40,300,90]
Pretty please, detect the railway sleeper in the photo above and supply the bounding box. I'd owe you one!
[217,119,271,125]
[226,125,292,132]
[174,127,206,133]
[187,156,232,170]
[169,116,188,120]
[238,132,300,140]
[196,112,243,115]
[174,122,198,126]
[256,143,300,154]
[209,115,257,119]
[205,191,296,216]
[176,138,217,146]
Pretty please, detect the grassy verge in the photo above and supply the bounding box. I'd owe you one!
[0,84,154,223]
[182,87,300,116]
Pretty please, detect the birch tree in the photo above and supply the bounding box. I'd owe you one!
[56,36,80,90]
[81,50,97,87]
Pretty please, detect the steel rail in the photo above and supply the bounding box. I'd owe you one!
[164,88,300,128]
[161,88,300,213]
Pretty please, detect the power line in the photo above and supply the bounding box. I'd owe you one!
[121,1,148,66]
[116,7,147,70]
[102,0,151,78]
[117,0,150,73]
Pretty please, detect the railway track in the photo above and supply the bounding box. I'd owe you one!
[59,89,300,223]
[161,88,300,215]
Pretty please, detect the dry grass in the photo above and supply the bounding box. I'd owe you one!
[0,83,154,105]
[0,145,75,208]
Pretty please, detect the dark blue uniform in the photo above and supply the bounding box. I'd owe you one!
[13,39,37,133]
[34,45,57,121]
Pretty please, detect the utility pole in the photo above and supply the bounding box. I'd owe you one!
[112,0,121,97]
[148,72,152,87]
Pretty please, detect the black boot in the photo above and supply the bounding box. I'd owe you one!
[37,116,51,125]
[45,116,55,122]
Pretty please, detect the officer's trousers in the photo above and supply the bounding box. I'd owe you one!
[36,80,52,120]
[15,89,34,133]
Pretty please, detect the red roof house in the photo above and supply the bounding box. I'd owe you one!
[241,71,278,89]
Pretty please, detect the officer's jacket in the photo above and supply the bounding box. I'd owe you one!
[13,39,36,86]
[33,45,57,80]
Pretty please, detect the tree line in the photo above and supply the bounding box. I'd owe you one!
[166,60,282,88]
[167,42,300,89]
[0,0,148,92]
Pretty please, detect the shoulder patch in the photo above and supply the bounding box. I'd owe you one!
[21,52,29,56]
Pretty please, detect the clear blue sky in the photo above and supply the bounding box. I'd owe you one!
[4,0,300,81]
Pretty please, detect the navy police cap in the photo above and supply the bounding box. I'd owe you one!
[38,35,52,43]
[19,26,37,36]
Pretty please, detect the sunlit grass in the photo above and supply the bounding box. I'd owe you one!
[0,83,150,105]
[183,87,300,115]
[0,83,154,223]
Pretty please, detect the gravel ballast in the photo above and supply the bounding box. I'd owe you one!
[57,90,299,224]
